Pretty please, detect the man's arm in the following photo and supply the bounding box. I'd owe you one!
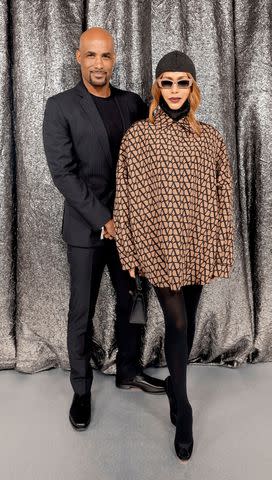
[42,96,112,231]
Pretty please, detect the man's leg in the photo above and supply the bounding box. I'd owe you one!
[105,240,142,379]
[67,244,106,396]
[106,240,165,394]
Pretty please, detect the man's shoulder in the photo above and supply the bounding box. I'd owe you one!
[47,82,144,105]
[111,85,144,103]
[46,83,80,105]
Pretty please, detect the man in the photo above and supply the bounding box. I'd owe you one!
[43,27,165,431]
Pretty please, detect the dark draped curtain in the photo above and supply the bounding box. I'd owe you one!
[0,0,271,373]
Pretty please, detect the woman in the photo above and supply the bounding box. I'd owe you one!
[113,51,234,462]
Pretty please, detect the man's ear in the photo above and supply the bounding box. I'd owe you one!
[112,53,116,68]
[76,49,81,65]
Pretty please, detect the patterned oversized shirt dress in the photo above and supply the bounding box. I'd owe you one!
[113,107,234,291]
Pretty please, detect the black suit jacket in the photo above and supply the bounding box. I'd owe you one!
[42,79,148,247]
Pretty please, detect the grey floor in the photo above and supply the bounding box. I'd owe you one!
[1,363,272,480]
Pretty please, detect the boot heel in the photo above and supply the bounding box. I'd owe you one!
[174,403,193,462]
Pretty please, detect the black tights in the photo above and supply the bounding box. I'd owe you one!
[153,284,202,435]
[183,284,203,358]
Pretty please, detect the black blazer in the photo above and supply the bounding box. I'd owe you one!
[42,79,148,247]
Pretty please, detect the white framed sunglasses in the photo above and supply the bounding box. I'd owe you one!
[157,78,193,89]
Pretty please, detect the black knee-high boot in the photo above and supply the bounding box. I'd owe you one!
[154,286,193,461]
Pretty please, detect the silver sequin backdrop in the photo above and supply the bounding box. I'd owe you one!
[0,0,271,373]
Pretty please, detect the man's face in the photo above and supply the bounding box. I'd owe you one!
[76,36,115,87]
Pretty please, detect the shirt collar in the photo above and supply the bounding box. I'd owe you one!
[153,106,192,132]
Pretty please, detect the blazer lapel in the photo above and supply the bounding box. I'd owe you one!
[111,85,131,133]
[75,80,113,168]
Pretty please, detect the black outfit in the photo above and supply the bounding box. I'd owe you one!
[90,89,124,173]
[43,79,147,247]
[43,79,148,395]
[67,241,142,393]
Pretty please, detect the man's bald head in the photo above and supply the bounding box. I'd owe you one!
[76,27,116,94]
[79,27,115,53]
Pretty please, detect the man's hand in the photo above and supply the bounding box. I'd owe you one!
[103,219,116,239]
[128,268,135,278]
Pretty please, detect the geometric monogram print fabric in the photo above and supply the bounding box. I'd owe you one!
[113,107,234,291]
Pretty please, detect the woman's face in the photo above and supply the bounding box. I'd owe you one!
[158,71,191,110]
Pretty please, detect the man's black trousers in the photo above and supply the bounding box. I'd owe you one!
[67,238,142,395]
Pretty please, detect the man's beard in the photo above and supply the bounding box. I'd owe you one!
[88,71,108,87]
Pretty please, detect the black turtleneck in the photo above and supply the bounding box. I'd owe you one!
[89,88,124,166]
[159,96,190,121]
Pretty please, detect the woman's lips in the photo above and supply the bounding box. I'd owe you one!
[169,98,181,103]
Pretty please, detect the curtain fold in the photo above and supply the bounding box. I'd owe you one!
[234,0,272,361]
[13,0,85,372]
[0,0,270,372]
[0,0,16,369]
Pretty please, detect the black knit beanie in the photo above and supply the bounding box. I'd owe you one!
[155,50,196,81]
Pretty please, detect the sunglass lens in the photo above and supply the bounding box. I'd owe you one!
[177,80,191,88]
[160,80,173,88]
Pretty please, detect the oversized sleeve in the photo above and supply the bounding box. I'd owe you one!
[113,133,139,271]
[213,134,234,278]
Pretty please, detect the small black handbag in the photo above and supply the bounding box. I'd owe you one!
[128,268,147,325]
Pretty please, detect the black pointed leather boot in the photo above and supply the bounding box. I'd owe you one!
[174,403,194,462]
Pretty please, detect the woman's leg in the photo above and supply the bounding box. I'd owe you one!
[153,286,192,443]
[183,284,203,357]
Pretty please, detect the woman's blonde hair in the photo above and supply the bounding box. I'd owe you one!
[148,72,202,135]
